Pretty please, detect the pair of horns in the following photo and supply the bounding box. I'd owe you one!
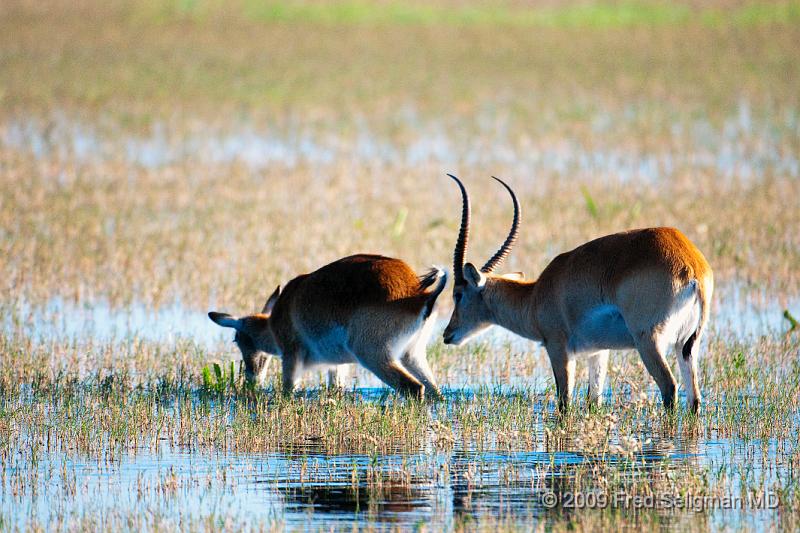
[448,174,520,285]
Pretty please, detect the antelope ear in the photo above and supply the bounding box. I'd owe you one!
[500,271,525,281]
[208,312,241,329]
[262,285,281,314]
[464,263,486,290]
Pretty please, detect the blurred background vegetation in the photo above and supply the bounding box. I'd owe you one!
[3,1,799,118]
[1,0,798,311]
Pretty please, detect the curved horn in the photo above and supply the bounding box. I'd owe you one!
[447,174,470,285]
[481,176,520,274]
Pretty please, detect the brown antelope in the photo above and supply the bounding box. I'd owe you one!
[209,254,447,398]
[442,175,713,414]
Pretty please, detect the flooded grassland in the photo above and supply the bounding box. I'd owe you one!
[2,1,800,531]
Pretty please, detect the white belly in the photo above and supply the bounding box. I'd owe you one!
[567,304,636,353]
[304,326,358,365]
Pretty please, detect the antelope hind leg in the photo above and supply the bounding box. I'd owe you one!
[635,332,677,412]
[400,321,441,399]
[357,355,425,399]
[401,351,441,400]
[675,336,702,414]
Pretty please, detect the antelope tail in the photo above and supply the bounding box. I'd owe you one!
[682,275,713,359]
[418,267,448,319]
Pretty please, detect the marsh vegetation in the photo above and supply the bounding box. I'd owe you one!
[1,0,800,530]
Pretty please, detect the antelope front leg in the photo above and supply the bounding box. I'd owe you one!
[546,341,575,413]
[587,350,610,408]
[281,353,303,397]
[326,364,354,389]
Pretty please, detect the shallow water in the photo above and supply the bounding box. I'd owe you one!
[3,103,798,181]
[1,388,787,531]
[4,296,227,349]
[1,287,797,529]
[3,283,796,350]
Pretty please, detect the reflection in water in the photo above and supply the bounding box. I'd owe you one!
[282,485,371,515]
[260,444,695,527]
[247,451,440,527]
[278,481,432,522]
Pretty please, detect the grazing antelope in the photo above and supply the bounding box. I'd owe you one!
[442,175,713,414]
[208,254,447,399]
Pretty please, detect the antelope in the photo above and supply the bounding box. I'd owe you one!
[208,254,447,399]
[442,175,713,414]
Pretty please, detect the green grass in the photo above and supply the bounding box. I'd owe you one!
[3,1,799,114]
[200,360,238,394]
[140,0,800,28]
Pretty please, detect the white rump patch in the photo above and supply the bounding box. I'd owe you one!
[660,280,702,347]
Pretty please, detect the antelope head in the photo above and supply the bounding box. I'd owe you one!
[208,286,282,383]
[442,175,523,346]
